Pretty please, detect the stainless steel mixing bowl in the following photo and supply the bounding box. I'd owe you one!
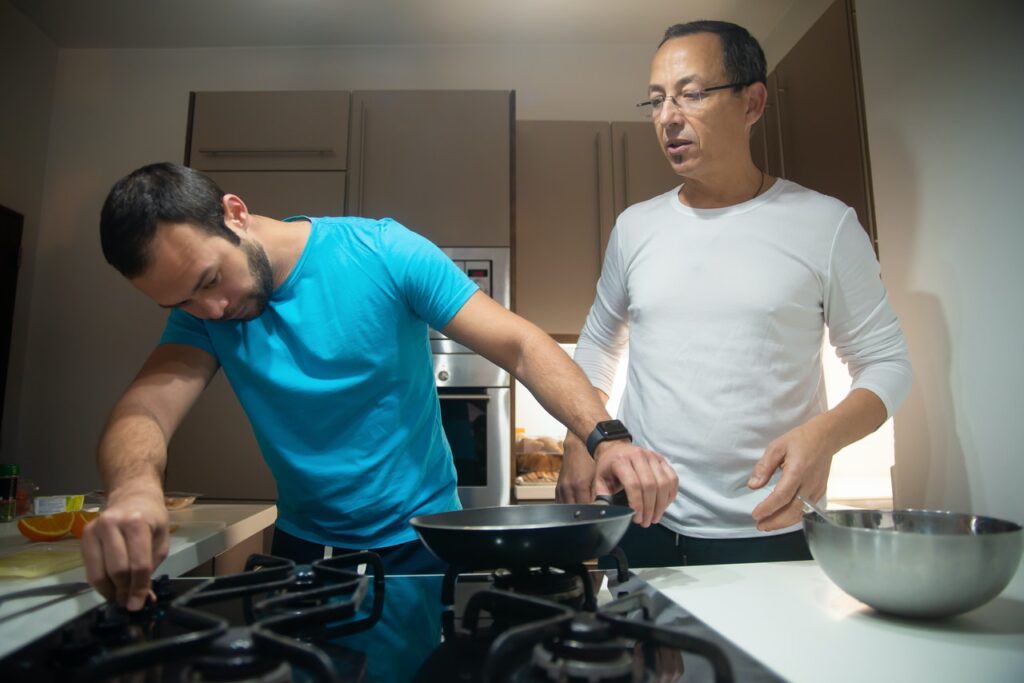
[803,508,1022,619]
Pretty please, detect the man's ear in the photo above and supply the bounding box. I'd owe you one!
[745,81,768,125]
[221,194,250,232]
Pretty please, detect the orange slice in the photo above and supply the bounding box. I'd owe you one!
[70,510,101,539]
[17,512,75,542]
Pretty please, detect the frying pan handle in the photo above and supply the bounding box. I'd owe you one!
[595,491,629,506]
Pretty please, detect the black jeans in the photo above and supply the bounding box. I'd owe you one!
[270,526,447,574]
[601,522,812,568]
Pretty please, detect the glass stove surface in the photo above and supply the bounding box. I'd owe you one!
[6,569,783,682]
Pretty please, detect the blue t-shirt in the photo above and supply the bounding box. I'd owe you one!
[160,216,478,548]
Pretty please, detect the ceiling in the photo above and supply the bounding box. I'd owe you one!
[10,0,800,49]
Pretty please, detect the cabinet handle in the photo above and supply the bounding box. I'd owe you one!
[198,149,335,157]
[594,133,603,267]
[621,134,631,208]
[358,102,367,214]
[438,394,492,401]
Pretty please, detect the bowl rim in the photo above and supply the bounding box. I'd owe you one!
[802,507,1023,535]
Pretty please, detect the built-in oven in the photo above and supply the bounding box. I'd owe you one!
[433,247,511,508]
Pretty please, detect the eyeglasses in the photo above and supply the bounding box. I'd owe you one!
[636,81,753,119]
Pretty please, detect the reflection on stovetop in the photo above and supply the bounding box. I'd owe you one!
[422,552,780,683]
[5,549,783,682]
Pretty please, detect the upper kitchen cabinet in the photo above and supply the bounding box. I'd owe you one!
[348,90,513,247]
[610,122,681,247]
[202,171,346,220]
[187,91,351,171]
[770,0,877,247]
[516,121,613,338]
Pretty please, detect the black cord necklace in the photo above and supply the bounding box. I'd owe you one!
[751,171,766,200]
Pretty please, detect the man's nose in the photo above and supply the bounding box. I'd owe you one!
[198,294,229,320]
[657,100,684,126]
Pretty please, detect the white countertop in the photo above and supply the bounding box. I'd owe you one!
[0,503,276,658]
[635,559,1024,682]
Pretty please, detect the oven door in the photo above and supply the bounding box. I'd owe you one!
[439,386,510,508]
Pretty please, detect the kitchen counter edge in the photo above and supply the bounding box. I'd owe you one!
[0,503,277,659]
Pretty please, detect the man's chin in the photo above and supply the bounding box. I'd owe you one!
[233,299,268,321]
[664,154,689,175]
[239,306,265,322]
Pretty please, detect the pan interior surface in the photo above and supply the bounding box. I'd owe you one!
[410,503,633,531]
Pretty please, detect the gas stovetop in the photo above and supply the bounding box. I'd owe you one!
[4,551,783,682]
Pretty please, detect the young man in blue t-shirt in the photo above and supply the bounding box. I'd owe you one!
[84,162,678,611]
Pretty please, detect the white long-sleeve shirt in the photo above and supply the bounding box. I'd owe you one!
[575,179,912,538]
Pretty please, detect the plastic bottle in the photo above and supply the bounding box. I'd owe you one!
[0,463,19,522]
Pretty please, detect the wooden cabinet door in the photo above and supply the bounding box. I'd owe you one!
[610,122,681,251]
[205,171,346,220]
[188,91,350,171]
[348,90,512,247]
[516,121,613,338]
[774,0,876,246]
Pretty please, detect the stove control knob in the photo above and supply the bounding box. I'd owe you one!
[437,370,450,382]
[92,605,133,642]
[152,574,174,603]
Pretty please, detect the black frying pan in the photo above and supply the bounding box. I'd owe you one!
[410,495,633,569]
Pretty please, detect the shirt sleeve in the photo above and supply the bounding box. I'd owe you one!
[824,209,913,417]
[574,223,630,395]
[378,219,479,330]
[159,309,218,358]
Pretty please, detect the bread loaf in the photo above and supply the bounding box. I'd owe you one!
[516,471,559,483]
[516,451,563,474]
[516,437,547,454]
[538,435,564,453]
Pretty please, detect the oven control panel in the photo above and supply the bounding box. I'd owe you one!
[452,259,492,298]
[431,247,510,347]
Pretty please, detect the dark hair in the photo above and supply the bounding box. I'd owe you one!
[659,20,767,90]
[99,162,239,278]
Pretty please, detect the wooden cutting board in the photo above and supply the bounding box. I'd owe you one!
[0,545,83,579]
[0,523,184,579]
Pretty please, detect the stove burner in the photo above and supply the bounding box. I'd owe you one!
[532,612,636,682]
[63,551,385,683]
[455,587,734,683]
[492,567,586,608]
[184,626,289,682]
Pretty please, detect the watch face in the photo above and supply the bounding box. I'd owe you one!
[598,420,628,437]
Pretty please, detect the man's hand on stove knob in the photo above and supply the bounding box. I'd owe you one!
[592,440,678,528]
[80,484,169,611]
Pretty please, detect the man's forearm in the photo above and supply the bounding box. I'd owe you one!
[97,405,169,495]
[816,387,888,456]
[513,327,612,442]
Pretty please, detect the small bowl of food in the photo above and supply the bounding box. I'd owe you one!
[163,492,201,511]
[804,508,1023,618]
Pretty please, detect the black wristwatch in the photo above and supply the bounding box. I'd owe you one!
[585,419,632,458]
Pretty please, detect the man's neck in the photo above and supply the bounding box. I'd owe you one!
[677,163,769,209]
[248,215,313,288]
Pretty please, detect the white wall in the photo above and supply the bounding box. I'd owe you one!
[857,0,1024,522]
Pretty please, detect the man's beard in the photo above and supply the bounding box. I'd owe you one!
[237,238,275,321]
